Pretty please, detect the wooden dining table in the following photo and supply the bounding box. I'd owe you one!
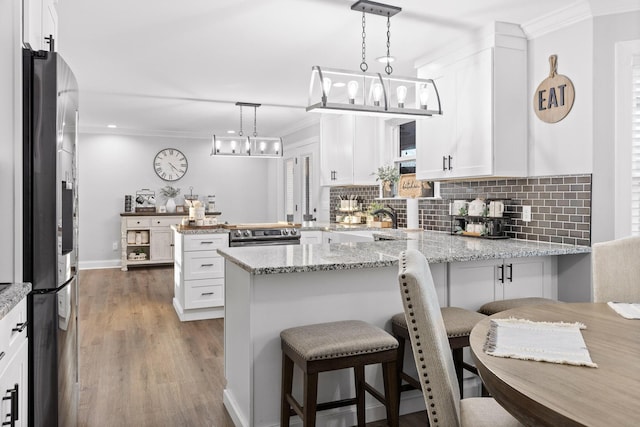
[469,302,640,427]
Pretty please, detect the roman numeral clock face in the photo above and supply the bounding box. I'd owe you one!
[154,148,188,181]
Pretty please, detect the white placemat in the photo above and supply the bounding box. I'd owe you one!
[483,318,597,368]
[607,302,640,319]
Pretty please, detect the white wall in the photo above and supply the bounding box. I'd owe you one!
[1,0,22,282]
[527,18,594,176]
[78,132,277,268]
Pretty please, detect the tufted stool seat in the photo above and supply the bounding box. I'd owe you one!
[280,320,399,427]
[478,297,561,316]
[391,307,487,398]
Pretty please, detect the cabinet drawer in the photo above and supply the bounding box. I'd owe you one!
[184,251,224,280]
[0,298,27,374]
[185,279,224,309]
[126,218,151,228]
[151,217,181,227]
[184,234,228,251]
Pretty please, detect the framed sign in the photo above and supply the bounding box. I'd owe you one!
[398,174,433,198]
[534,55,575,123]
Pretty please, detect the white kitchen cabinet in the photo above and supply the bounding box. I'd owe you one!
[173,232,229,321]
[449,256,557,311]
[0,298,28,427]
[300,230,323,245]
[416,24,527,180]
[23,0,58,51]
[120,214,181,271]
[320,115,380,186]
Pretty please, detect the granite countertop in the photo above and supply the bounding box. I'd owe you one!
[0,282,31,320]
[217,230,591,275]
[171,224,230,234]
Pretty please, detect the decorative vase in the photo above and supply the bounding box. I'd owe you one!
[166,198,176,213]
[382,181,396,198]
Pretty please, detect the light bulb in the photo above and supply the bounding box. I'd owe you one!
[419,84,430,109]
[396,85,407,108]
[231,140,236,153]
[322,77,332,99]
[347,80,359,104]
[372,83,383,107]
[245,140,250,153]
[260,141,266,153]
[215,138,221,153]
[274,141,280,155]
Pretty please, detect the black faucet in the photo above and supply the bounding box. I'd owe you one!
[372,205,398,229]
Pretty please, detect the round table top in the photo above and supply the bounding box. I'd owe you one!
[470,302,640,427]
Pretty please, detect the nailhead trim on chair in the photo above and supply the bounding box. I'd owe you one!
[401,271,440,426]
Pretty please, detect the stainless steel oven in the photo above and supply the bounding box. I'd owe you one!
[228,225,301,247]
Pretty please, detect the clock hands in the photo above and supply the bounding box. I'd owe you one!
[168,162,181,173]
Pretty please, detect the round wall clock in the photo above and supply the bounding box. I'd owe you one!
[153,148,188,181]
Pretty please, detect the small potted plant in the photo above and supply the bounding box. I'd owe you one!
[159,185,180,213]
[366,201,385,227]
[373,165,400,198]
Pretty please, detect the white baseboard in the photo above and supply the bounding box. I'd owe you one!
[78,259,121,270]
[223,389,249,427]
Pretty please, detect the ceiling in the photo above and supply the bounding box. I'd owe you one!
[54,0,629,140]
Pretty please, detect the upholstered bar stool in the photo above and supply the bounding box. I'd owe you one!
[391,307,486,398]
[280,320,399,427]
[478,297,560,316]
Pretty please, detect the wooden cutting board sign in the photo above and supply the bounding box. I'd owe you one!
[534,55,575,123]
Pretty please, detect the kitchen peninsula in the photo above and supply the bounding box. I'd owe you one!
[218,231,590,427]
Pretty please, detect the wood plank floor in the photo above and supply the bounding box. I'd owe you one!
[78,266,427,426]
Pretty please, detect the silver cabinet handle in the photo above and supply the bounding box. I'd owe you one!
[201,292,214,296]
[200,241,214,244]
[200,263,214,267]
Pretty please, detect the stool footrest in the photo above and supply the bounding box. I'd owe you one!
[363,382,385,405]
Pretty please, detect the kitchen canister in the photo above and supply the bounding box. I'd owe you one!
[189,206,205,221]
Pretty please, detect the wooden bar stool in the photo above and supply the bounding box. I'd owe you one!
[478,297,560,315]
[280,320,399,427]
[391,307,486,398]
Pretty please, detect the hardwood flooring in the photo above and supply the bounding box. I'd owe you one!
[78,266,427,426]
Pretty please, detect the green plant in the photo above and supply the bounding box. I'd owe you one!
[159,185,180,198]
[367,201,385,215]
[372,165,400,183]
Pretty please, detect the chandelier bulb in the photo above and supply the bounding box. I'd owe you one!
[372,83,383,106]
[396,85,407,108]
[322,77,332,99]
[419,84,430,109]
[347,80,359,104]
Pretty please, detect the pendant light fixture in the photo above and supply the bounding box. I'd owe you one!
[211,102,283,158]
[306,0,442,118]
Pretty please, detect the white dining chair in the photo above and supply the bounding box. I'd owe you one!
[397,249,523,427]
[592,236,640,303]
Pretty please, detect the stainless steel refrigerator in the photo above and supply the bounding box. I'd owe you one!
[23,47,79,427]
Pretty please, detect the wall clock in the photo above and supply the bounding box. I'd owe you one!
[153,148,188,181]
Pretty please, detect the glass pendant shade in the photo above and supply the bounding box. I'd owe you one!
[211,135,283,158]
[307,66,442,117]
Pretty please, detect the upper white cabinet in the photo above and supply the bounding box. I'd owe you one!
[320,115,380,186]
[416,23,528,180]
[23,0,58,51]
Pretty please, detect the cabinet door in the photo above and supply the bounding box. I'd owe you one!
[300,231,322,245]
[150,228,173,261]
[41,1,57,49]
[499,257,556,300]
[451,48,493,178]
[23,0,43,50]
[0,338,28,427]
[416,71,455,181]
[352,116,379,185]
[449,259,498,311]
[320,115,353,186]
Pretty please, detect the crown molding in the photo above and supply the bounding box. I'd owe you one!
[79,125,209,139]
[278,115,320,139]
[521,1,592,39]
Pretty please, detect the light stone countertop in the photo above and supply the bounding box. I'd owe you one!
[0,282,31,320]
[217,230,591,275]
[171,225,230,235]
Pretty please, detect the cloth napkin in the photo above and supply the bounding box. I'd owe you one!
[607,302,640,319]
[483,318,597,368]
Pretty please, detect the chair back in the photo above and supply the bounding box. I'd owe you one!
[398,249,461,427]
[592,236,640,303]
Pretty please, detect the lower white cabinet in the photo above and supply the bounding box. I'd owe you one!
[0,298,28,427]
[120,214,182,271]
[449,256,557,311]
[300,230,323,245]
[173,232,229,321]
